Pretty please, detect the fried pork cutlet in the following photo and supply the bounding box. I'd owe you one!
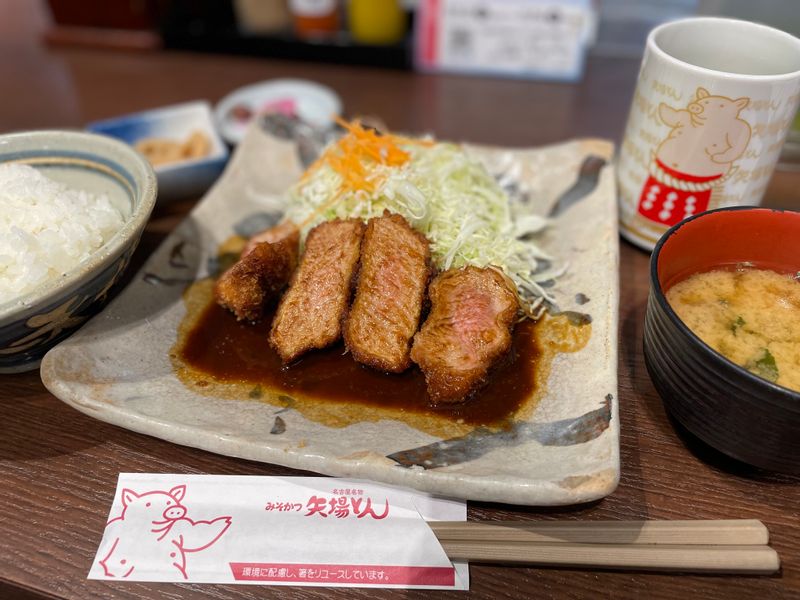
[269,218,365,363]
[343,212,430,373]
[410,266,519,404]
[242,220,299,257]
[214,229,300,322]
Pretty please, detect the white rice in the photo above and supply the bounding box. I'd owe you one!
[0,163,126,304]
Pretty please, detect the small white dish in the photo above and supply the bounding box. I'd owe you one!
[214,79,342,145]
[87,101,228,202]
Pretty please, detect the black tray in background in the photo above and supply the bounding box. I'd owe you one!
[162,29,412,70]
[160,0,413,69]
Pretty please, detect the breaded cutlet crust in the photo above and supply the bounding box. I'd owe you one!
[343,212,430,373]
[269,218,365,363]
[410,266,519,404]
[214,233,299,321]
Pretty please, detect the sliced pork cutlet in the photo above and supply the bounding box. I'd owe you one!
[343,212,430,373]
[214,230,300,322]
[410,266,519,404]
[270,218,365,364]
[242,220,299,257]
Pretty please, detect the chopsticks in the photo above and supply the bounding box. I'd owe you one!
[430,520,779,574]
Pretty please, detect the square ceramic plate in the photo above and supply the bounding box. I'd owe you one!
[87,101,229,202]
[42,124,619,506]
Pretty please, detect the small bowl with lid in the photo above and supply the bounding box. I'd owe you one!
[644,206,800,473]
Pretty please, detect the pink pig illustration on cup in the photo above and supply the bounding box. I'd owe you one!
[98,485,231,579]
[637,86,751,227]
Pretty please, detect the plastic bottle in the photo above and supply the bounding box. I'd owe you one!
[348,0,406,45]
[289,0,340,40]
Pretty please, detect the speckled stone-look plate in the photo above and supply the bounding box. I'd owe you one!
[42,125,619,506]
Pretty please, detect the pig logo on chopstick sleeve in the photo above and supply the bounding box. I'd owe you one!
[637,86,751,227]
[98,484,231,579]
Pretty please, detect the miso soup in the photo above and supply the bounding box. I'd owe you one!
[666,268,800,393]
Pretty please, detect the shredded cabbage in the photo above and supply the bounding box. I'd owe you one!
[285,139,560,316]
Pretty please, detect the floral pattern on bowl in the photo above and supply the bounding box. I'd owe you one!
[0,131,157,373]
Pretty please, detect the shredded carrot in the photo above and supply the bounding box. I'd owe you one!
[296,118,434,229]
[300,118,431,192]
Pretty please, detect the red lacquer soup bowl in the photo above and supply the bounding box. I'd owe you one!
[644,207,800,472]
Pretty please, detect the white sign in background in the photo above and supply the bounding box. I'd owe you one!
[89,474,468,590]
[416,0,595,81]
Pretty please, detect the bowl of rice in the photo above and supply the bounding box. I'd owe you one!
[0,130,157,373]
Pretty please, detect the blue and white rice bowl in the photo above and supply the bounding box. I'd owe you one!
[0,130,157,373]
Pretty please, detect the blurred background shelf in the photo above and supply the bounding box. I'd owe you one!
[160,29,411,70]
[43,26,162,51]
[42,0,414,68]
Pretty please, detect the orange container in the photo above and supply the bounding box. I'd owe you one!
[289,0,340,40]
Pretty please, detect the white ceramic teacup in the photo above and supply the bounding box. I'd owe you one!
[617,17,800,251]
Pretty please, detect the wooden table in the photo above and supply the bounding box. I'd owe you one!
[2,41,799,600]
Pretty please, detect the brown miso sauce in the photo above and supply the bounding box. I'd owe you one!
[172,279,592,438]
[180,301,538,426]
